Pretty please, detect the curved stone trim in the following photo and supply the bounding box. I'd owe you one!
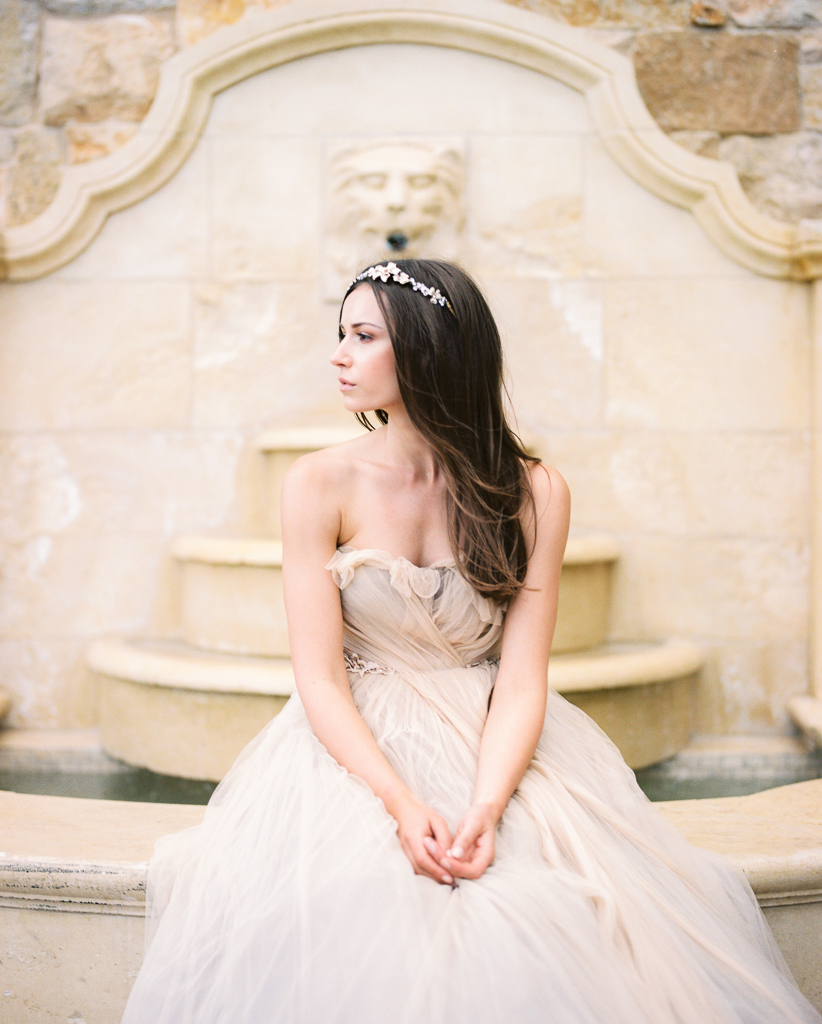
[3,0,821,281]
[3,780,821,906]
[171,536,283,567]
[0,859,146,914]
[549,640,703,693]
[660,779,822,904]
[88,637,296,695]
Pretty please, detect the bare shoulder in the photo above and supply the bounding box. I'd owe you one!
[281,431,383,548]
[528,461,570,521]
[282,430,380,497]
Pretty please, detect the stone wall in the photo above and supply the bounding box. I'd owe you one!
[1,0,821,231]
[0,1,818,738]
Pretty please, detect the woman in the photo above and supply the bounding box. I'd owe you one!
[123,259,821,1023]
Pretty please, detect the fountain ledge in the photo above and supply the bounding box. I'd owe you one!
[0,782,820,1018]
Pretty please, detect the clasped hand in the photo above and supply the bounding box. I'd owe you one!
[394,798,498,886]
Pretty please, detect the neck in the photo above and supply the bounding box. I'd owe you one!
[378,406,439,482]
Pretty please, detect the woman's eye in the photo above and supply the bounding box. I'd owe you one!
[357,332,372,342]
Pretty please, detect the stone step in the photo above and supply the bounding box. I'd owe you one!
[256,426,364,537]
[552,640,702,770]
[89,638,294,782]
[171,532,619,657]
[171,536,288,657]
[89,636,699,781]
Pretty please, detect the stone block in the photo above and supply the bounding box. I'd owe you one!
[801,27,822,62]
[604,278,810,431]
[0,0,39,127]
[679,131,822,221]
[42,0,173,12]
[0,128,15,164]
[486,277,604,430]
[499,0,690,28]
[40,14,176,126]
[210,136,322,280]
[177,0,254,45]
[801,65,822,127]
[608,535,809,642]
[633,32,801,132]
[6,127,63,227]
[191,281,339,428]
[0,533,163,637]
[0,637,96,728]
[539,431,810,539]
[470,134,585,277]
[55,139,210,279]
[583,136,745,277]
[0,431,243,540]
[66,119,139,163]
[1,901,143,1023]
[690,2,727,25]
[727,0,821,27]
[693,640,809,733]
[0,281,191,430]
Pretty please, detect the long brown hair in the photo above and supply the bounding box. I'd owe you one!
[343,259,538,602]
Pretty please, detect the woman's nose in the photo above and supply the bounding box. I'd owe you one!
[331,340,349,366]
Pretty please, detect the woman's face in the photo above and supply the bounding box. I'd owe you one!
[333,284,402,415]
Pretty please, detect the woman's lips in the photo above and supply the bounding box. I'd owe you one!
[338,378,355,391]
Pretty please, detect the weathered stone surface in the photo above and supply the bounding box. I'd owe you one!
[0,0,39,127]
[177,0,292,45]
[41,0,173,13]
[65,119,139,163]
[0,129,15,165]
[6,128,63,227]
[502,0,690,28]
[801,65,822,126]
[40,15,176,126]
[633,32,801,133]
[672,130,822,220]
[727,0,821,28]
[801,27,822,61]
[690,1,727,25]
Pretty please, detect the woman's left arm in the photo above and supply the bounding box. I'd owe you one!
[443,464,570,880]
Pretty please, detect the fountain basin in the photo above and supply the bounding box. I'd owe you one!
[92,638,700,781]
[169,533,619,658]
[1,779,820,1023]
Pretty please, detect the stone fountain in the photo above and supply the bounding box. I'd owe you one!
[89,425,703,781]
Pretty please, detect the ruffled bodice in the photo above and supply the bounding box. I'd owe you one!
[327,547,505,673]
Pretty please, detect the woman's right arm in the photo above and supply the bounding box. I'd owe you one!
[280,454,454,885]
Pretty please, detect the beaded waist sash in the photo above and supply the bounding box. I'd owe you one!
[343,650,499,677]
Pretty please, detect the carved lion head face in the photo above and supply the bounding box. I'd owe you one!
[330,142,463,256]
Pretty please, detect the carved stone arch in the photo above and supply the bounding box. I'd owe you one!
[3,0,822,281]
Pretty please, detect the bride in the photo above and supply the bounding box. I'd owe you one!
[122,259,821,1023]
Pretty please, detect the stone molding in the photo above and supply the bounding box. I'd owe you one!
[547,639,703,693]
[2,0,822,280]
[88,637,296,694]
[171,535,283,566]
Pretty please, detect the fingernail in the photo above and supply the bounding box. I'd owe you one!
[443,874,453,884]
[451,845,464,858]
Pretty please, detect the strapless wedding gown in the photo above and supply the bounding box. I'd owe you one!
[122,548,821,1024]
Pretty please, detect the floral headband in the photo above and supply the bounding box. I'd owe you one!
[347,261,453,312]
